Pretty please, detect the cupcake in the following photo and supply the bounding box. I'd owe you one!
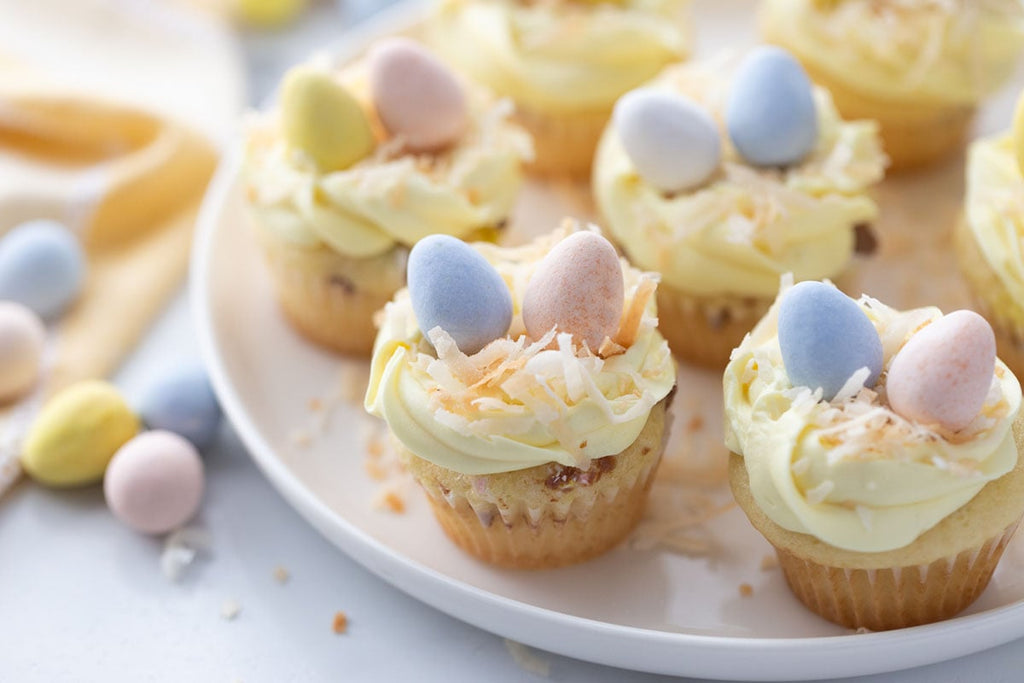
[427,0,690,178]
[761,0,1024,170]
[243,38,532,355]
[725,279,1024,630]
[593,48,886,368]
[364,221,676,568]
[957,92,1024,378]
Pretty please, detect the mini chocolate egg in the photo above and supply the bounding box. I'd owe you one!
[778,281,883,401]
[1013,91,1024,176]
[280,66,375,172]
[104,431,204,535]
[368,38,468,152]
[613,88,721,193]
[0,220,86,319]
[0,301,45,403]
[886,310,995,432]
[726,47,818,167]
[408,234,512,354]
[522,231,624,351]
[237,0,306,27]
[21,380,140,487]
[138,364,222,451]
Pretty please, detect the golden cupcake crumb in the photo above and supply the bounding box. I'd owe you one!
[739,583,754,597]
[332,611,349,634]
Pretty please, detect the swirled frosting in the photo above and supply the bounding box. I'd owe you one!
[427,0,691,113]
[724,285,1022,552]
[365,224,676,474]
[243,61,532,258]
[964,133,1024,327]
[762,0,1024,106]
[593,59,886,298]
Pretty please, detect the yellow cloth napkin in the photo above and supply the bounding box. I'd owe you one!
[0,0,243,493]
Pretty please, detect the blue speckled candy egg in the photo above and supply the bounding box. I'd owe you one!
[726,47,818,167]
[0,220,86,319]
[614,88,722,193]
[138,364,223,451]
[777,281,882,401]
[408,235,512,355]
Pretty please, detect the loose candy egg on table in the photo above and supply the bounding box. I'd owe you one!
[523,231,624,351]
[726,46,818,167]
[104,431,205,535]
[368,38,468,152]
[613,88,722,193]
[1013,90,1024,176]
[778,281,883,401]
[280,67,375,172]
[21,381,140,487]
[886,310,996,432]
[0,301,45,403]
[138,364,223,451]
[0,220,86,319]
[408,235,512,355]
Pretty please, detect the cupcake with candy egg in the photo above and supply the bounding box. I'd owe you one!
[593,47,886,368]
[761,0,1024,170]
[956,90,1024,378]
[725,279,1024,630]
[243,38,532,355]
[364,220,676,568]
[427,0,691,178]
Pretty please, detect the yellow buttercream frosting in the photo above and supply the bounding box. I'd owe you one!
[243,60,532,259]
[593,60,886,298]
[724,285,1022,553]
[763,0,1024,107]
[428,0,691,113]
[365,224,676,475]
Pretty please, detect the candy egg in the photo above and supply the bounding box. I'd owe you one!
[778,281,883,401]
[0,301,45,403]
[408,235,512,354]
[104,431,204,535]
[368,38,468,152]
[1013,91,1024,176]
[613,88,721,193]
[21,380,140,487]
[523,231,624,351]
[726,47,818,167]
[886,310,995,432]
[0,220,86,319]
[138,364,222,451]
[236,0,307,27]
[280,67,375,172]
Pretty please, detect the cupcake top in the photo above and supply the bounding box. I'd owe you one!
[763,0,1024,106]
[593,52,886,299]
[724,279,1021,553]
[243,39,533,259]
[428,0,691,113]
[364,221,676,475]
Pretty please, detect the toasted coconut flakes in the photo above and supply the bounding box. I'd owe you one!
[332,611,349,634]
[221,599,242,621]
[161,527,210,582]
[273,566,290,584]
[833,367,871,403]
[805,480,835,505]
[615,274,658,349]
[503,640,550,678]
[739,583,754,597]
[855,505,873,530]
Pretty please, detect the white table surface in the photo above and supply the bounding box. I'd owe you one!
[6,1,1024,681]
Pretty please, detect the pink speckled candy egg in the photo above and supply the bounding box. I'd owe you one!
[368,38,468,152]
[0,301,45,403]
[104,430,204,535]
[523,231,624,351]
[886,310,996,432]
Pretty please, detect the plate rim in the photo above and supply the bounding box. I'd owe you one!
[190,3,1024,679]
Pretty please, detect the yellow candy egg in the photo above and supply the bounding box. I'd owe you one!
[21,381,140,487]
[1013,91,1024,177]
[281,67,375,172]
[235,0,306,28]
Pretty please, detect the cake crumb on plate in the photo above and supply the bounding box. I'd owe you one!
[332,611,348,634]
[739,583,753,597]
[273,566,290,584]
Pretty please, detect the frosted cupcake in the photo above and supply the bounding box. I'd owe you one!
[593,48,886,368]
[761,0,1024,170]
[243,39,532,355]
[427,0,690,178]
[957,93,1024,378]
[365,221,676,568]
[725,279,1024,630]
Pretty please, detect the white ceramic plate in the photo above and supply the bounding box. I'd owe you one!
[193,2,1024,679]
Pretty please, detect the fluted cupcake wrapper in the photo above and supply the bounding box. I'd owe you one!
[512,103,611,180]
[398,400,670,569]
